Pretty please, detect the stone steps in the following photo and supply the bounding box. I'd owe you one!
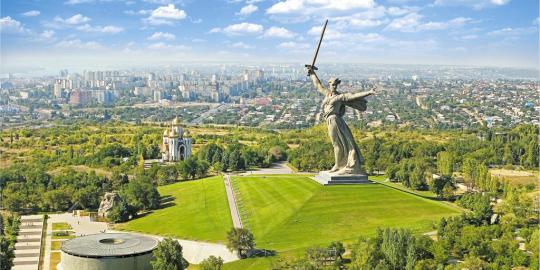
[312,171,373,185]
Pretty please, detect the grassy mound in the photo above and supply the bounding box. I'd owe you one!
[233,175,461,251]
[117,176,232,243]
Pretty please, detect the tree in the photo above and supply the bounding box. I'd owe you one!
[436,151,454,176]
[226,228,255,258]
[430,175,454,199]
[462,158,479,189]
[0,236,14,270]
[108,198,135,223]
[150,238,189,270]
[178,157,198,180]
[199,256,224,270]
[121,176,160,211]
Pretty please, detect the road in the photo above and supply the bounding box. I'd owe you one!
[223,174,243,229]
[190,103,229,125]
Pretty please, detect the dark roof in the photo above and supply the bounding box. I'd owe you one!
[61,233,158,258]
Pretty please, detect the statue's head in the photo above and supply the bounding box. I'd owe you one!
[327,77,341,93]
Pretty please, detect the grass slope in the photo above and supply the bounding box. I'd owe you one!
[234,175,461,252]
[117,176,232,243]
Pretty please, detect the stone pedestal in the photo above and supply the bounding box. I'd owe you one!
[312,171,372,185]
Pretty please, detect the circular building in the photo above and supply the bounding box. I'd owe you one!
[59,233,158,270]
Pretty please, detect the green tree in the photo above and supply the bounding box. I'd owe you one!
[121,176,160,211]
[430,175,454,199]
[436,151,454,176]
[199,256,224,270]
[226,228,255,259]
[150,238,189,270]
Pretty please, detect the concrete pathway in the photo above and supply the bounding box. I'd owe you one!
[41,212,239,266]
[43,213,109,270]
[224,174,243,229]
[108,230,238,264]
[241,161,294,175]
[13,215,44,270]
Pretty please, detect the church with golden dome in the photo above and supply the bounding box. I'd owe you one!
[161,117,192,162]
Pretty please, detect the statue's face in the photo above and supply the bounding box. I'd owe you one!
[330,83,338,93]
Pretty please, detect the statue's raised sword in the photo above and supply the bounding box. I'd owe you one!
[305,19,328,75]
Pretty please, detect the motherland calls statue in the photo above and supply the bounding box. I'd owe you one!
[306,20,376,184]
[307,67,376,175]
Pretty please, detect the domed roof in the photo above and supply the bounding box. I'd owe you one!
[172,117,181,126]
[61,233,158,258]
[163,129,168,135]
[169,128,177,137]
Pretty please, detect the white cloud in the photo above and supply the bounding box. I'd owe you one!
[147,4,187,25]
[267,0,374,15]
[41,30,55,39]
[22,10,41,17]
[0,17,29,34]
[333,14,387,29]
[385,13,471,32]
[125,9,152,16]
[487,27,536,39]
[143,0,182,4]
[64,0,94,4]
[76,24,124,33]
[217,23,264,35]
[56,39,104,49]
[278,41,310,49]
[263,26,296,38]
[308,26,344,40]
[148,32,176,40]
[461,34,478,40]
[384,13,421,32]
[54,14,91,25]
[238,4,258,16]
[231,42,254,49]
[147,42,190,50]
[434,0,511,9]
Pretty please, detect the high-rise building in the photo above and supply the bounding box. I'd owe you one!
[53,83,63,98]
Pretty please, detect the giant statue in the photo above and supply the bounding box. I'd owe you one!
[306,20,377,183]
[307,67,375,175]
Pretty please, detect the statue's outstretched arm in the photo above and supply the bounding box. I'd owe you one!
[309,71,327,95]
[340,90,376,102]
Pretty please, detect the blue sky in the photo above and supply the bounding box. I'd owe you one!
[1,0,538,72]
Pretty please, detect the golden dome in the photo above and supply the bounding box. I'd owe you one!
[172,117,180,126]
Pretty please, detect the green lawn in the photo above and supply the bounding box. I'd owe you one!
[233,175,461,252]
[116,176,232,243]
[52,222,72,231]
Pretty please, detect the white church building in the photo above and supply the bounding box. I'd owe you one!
[161,117,192,162]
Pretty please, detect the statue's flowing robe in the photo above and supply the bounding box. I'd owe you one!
[322,92,367,174]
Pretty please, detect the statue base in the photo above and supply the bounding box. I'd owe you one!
[312,171,372,185]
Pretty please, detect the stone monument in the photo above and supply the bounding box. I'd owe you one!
[305,20,374,185]
[98,192,120,218]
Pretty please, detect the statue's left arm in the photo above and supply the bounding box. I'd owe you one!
[340,90,375,102]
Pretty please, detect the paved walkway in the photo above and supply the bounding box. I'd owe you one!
[43,213,109,270]
[108,230,238,263]
[224,174,243,228]
[41,212,239,266]
[241,161,294,175]
[13,215,44,270]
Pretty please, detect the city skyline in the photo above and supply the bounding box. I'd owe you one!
[1,0,539,74]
